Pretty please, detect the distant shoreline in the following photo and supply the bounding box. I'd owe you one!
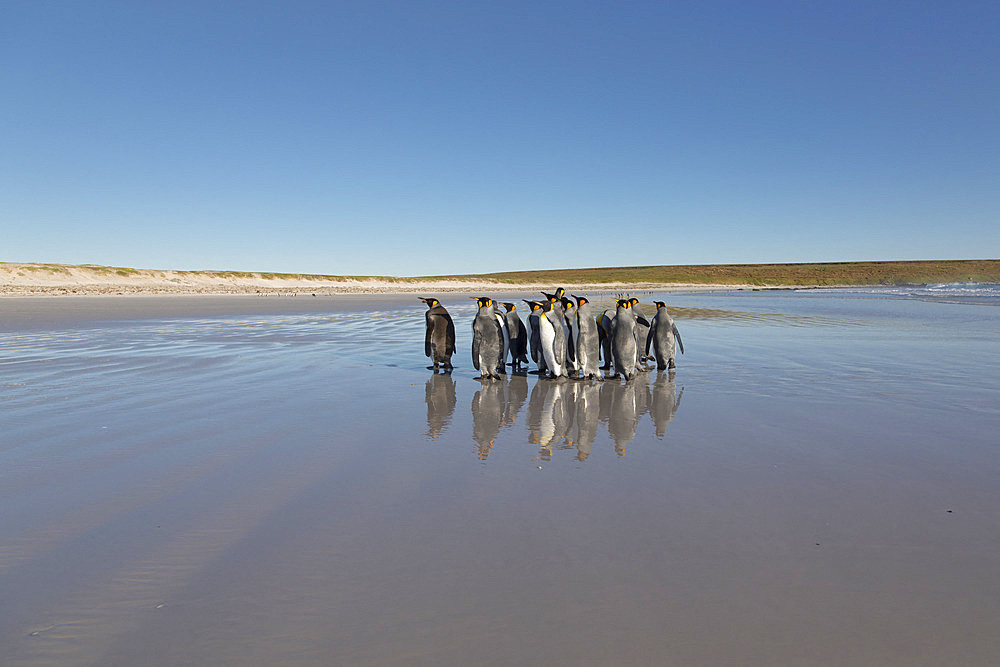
[2,260,997,297]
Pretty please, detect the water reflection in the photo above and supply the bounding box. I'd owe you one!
[568,382,601,461]
[424,373,457,439]
[650,372,684,437]
[471,380,505,460]
[428,372,684,461]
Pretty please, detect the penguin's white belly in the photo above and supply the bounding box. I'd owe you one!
[494,313,509,361]
[539,318,561,375]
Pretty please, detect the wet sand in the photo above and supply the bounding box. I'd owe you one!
[2,291,999,665]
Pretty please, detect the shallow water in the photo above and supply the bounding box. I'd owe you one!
[1,290,999,665]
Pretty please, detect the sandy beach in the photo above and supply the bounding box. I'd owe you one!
[0,262,741,297]
[2,288,999,664]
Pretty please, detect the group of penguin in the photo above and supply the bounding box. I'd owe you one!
[420,287,683,381]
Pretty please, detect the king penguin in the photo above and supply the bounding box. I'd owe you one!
[419,297,455,372]
[630,298,652,369]
[523,300,548,375]
[629,298,653,372]
[572,295,603,380]
[493,300,509,375]
[597,307,616,371]
[611,298,648,381]
[561,297,581,376]
[471,297,504,380]
[538,299,567,378]
[543,290,574,371]
[501,302,530,372]
[645,300,685,370]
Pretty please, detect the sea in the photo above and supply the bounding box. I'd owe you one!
[1,285,998,665]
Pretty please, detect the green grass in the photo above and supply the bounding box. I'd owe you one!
[406,260,1000,287]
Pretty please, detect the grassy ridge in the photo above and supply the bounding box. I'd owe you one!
[407,260,1000,287]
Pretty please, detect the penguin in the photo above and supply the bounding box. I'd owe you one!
[471,297,504,380]
[542,286,567,302]
[630,298,652,369]
[523,300,548,375]
[597,308,615,371]
[500,302,530,372]
[572,295,603,380]
[493,302,509,375]
[537,299,567,378]
[610,298,649,381]
[645,300,685,370]
[560,297,580,376]
[419,297,455,372]
[543,290,574,371]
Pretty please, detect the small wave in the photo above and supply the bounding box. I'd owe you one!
[801,284,1000,303]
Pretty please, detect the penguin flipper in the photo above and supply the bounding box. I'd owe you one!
[472,328,482,370]
[445,314,456,355]
[636,316,650,328]
[644,321,655,357]
[424,322,432,358]
[673,325,684,354]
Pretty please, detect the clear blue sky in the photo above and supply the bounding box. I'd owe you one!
[2,1,997,276]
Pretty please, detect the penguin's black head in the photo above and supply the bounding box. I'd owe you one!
[541,291,556,302]
[419,297,438,307]
[560,297,574,310]
[523,299,541,311]
[554,287,565,298]
[472,296,492,308]
[541,300,554,312]
[654,301,666,308]
[572,294,588,306]
[629,298,640,307]
[501,302,515,312]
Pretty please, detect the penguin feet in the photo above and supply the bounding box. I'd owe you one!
[668,359,676,369]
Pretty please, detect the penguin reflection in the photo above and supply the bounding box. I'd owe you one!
[526,378,571,460]
[425,372,456,439]
[503,373,529,428]
[649,371,684,438]
[601,374,647,455]
[568,381,601,461]
[471,379,506,460]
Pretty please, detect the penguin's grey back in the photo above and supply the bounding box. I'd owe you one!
[425,303,455,364]
[647,306,683,369]
[472,300,503,379]
[611,300,640,380]
[575,300,602,378]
